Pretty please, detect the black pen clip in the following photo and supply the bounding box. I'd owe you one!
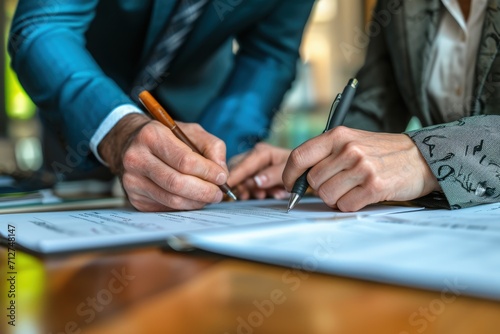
[324,93,342,132]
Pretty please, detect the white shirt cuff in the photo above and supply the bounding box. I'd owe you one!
[90,104,145,166]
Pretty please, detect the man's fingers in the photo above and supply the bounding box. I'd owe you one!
[180,122,228,172]
[142,122,228,186]
[145,157,224,203]
[123,153,223,206]
[124,173,218,211]
[120,120,231,212]
[128,188,207,212]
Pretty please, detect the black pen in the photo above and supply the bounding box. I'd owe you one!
[287,78,359,212]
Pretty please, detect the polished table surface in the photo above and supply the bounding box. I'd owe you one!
[1,245,500,334]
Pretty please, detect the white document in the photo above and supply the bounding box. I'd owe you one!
[385,202,500,232]
[179,203,500,301]
[0,198,420,253]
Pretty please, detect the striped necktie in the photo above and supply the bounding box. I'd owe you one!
[132,0,209,97]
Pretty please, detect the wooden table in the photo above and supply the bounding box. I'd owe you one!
[1,246,500,334]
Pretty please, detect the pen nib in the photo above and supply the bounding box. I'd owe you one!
[227,190,238,201]
[287,193,301,213]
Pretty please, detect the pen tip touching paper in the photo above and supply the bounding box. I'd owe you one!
[220,183,237,201]
[226,189,238,201]
[287,193,301,212]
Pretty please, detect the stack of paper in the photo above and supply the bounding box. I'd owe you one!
[2,198,500,301]
[0,198,418,253]
[179,205,500,300]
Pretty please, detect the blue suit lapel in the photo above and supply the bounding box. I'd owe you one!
[404,0,441,121]
[140,0,178,64]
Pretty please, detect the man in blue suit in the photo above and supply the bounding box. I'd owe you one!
[8,0,314,211]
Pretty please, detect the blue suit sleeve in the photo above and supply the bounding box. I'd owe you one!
[8,0,135,169]
[198,0,314,159]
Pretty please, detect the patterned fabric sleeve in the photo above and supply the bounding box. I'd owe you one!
[406,115,500,209]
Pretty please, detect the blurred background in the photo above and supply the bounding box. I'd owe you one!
[0,0,376,174]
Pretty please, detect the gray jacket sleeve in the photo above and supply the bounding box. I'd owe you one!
[407,115,500,209]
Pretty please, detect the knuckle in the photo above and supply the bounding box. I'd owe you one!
[136,124,156,144]
[344,141,363,159]
[167,196,184,210]
[128,199,142,211]
[357,157,377,177]
[176,152,197,173]
[134,202,152,212]
[289,148,307,169]
[121,173,134,188]
[329,125,349,140]
[211,137,226,152]
[164,173,184,194]
[337,199,356,212]
[185,122,203,133]
[367,176,385,197]
[318,186,336,208]
[371,177,385,193]
[125,191,139,204]
[307,173,318,189]
[122,150,140,170]
[199,186,217,202]
[357,177,384,205]
[127,195,149,212]
[192,123,203,131]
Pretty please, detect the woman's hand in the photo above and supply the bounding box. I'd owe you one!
[283,126,441,211]
[228,143,291,200]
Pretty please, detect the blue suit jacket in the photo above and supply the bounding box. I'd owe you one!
[9,0,314,170]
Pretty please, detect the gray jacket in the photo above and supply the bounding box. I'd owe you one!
[344,0,500,209]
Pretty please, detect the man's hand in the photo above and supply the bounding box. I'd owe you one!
[99,114,229,211]
[283,126,441,212]
[228,143,291,200]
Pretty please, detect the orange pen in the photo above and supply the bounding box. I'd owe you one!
[138,90,237,201]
